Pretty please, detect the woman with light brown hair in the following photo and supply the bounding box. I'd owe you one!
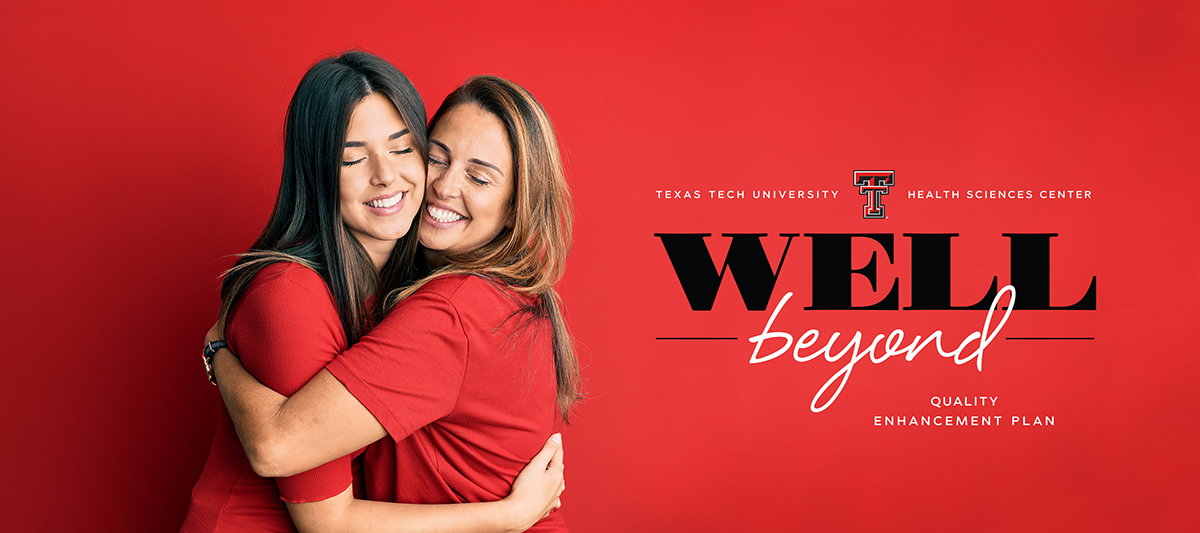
[207,75,580,533]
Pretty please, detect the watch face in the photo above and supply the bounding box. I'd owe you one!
[202,348,217,386]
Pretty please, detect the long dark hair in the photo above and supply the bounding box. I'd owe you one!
[389,76,581,420]
[219,51,427,345]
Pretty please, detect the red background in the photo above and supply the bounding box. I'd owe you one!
[2,1,1198,531]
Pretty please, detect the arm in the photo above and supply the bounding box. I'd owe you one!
[209,265,382,480]
[211,287,469,477]
[214,345,565,533]
[216,264,370,501]
[208,272,565,532]
[211,346,382,478]
[286,434,565,533]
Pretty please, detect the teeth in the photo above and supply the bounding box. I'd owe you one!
[367,193,403,208]
[427,204,464,223]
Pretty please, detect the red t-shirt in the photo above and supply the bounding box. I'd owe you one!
[327,274,568,532]
[182,263,360,533]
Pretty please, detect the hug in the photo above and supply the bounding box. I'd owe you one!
[182,50,580,533]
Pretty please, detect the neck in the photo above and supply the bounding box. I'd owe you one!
[361,242,395,272]
[369,253,387,271]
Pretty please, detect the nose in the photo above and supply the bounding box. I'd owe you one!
[429,167,461,200]
[369,151,397,187]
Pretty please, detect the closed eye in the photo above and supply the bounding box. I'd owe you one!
[342,158,365,167]
[392,148,414,155]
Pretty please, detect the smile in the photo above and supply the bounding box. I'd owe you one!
[366,192,404,208]
[427,204,465,223]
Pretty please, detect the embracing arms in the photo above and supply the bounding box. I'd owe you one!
[208,266,562,532]
[209,333,563,533]
[209,331,563,533]
[214,281,486,477]
[211,348,379,478]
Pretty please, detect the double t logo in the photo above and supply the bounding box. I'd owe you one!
[854,170,895,219]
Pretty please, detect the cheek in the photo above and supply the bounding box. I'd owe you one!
[405,158,427,186]
[339,170,359,203]
[338,174,366,226]
[339,182,357,208]
[476,197,512,239]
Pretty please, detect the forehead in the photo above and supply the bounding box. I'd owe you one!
[430,104,512,171]
[347,93,406,136]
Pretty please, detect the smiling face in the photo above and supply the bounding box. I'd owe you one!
[419,103,514,264]
[339,92,426,268]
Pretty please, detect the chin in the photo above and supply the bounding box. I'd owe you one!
[417,236,446,252]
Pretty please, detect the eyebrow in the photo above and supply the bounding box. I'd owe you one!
[429,139,506,176]
[345,129,410,148]
[469,158,504,175]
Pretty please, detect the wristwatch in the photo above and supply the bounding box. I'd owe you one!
[202,340,228,386]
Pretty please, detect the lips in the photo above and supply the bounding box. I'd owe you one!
[363,191,407,216]
[426,203,465,223]
[367,193,403,208]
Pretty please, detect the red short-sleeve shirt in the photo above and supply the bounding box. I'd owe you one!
[182,263,361,533]
[327,274,567,532]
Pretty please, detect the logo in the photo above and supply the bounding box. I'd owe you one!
[854,170,895,219]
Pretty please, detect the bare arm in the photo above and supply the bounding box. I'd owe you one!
[211,345,382,478]
[208,266,386,478]
[209,286,467,478]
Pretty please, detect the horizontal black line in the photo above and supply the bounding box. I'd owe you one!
[1005,337,1095,340]
[655,337,739,341]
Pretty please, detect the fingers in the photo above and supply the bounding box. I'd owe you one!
[529,432,562,472]
[539,498,558,520]
[555,433,564,468]
[548,433,564,472]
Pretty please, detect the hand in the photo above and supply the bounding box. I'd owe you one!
[504,433,565,532]
[205,321,223,345]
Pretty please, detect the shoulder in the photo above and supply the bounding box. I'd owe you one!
[231,262,336,323]
[417,274,532,307]
[227,263,347,386]
[227,262,344,349]
[245,262,329,296]
[402,275,542,332]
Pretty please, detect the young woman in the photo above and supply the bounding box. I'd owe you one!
[207,75,581,533]
[182,55,562,533]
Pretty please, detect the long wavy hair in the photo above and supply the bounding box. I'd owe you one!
[388,75,581,420]
[218,51,427,345]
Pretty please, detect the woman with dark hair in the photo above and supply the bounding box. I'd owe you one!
[207,75,580,532]
[182,55,563,533]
